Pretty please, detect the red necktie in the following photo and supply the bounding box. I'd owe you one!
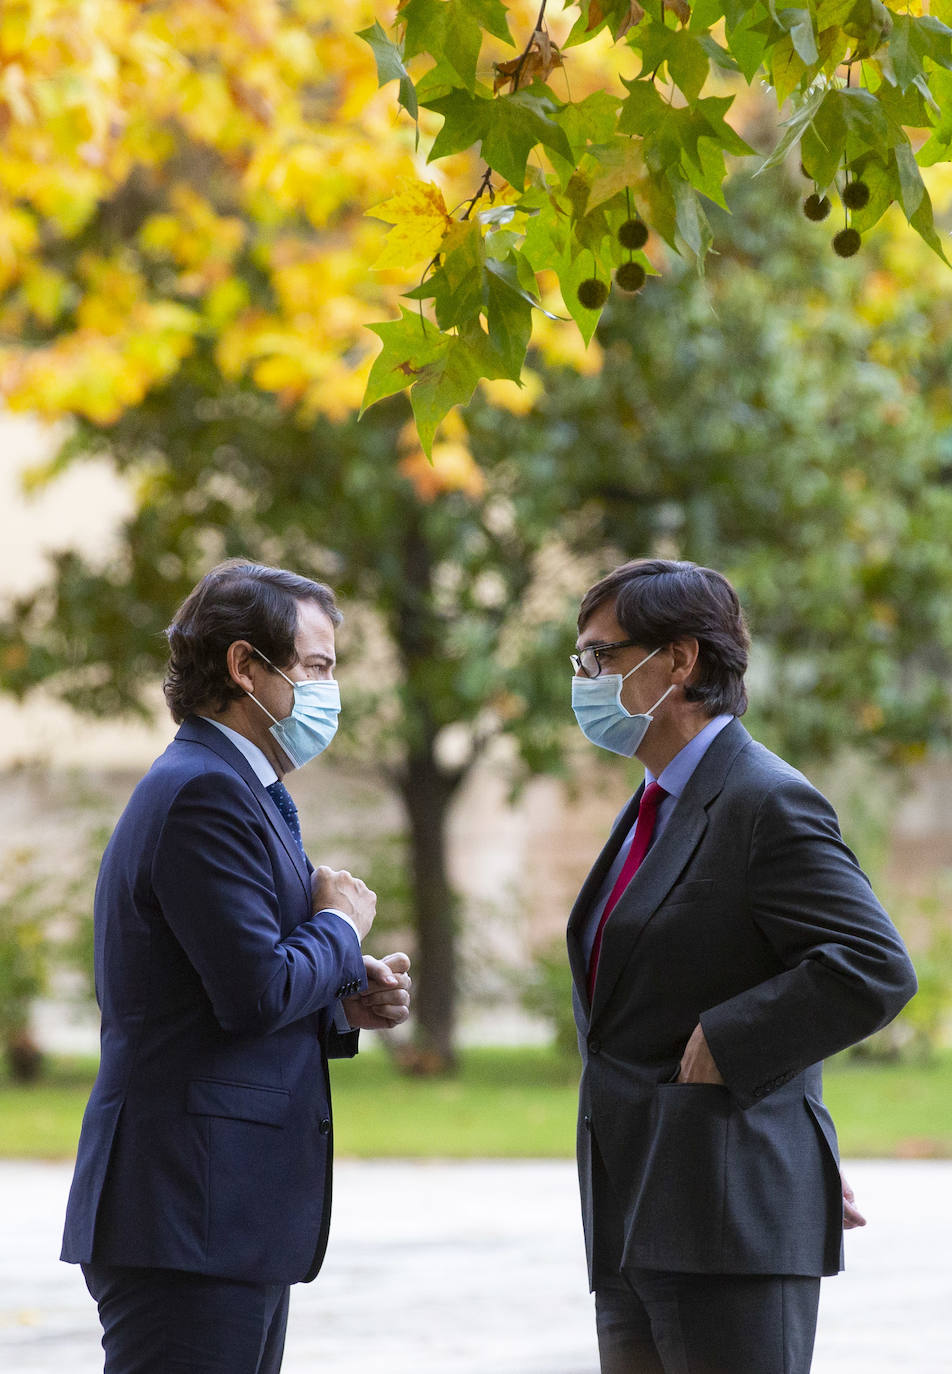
[587,781,667,1000]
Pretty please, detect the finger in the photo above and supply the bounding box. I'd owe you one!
[843,1202,867,1229]
[359,989,410,1010]
[374,1003,411,1025]
[382,951,411,976]
[361,955,398,987]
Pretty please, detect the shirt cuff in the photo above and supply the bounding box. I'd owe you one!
[333,1000,356,1034]
[318,907,362,943]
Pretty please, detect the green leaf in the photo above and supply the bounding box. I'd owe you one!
[723,3,771,81]
[555,247,608,346]
[669,172,713,262]
[401,0,490,91]
[634,22,712,103]
[758,84,827,174]
[618,77,671,139]
[586,138,646,211]
[767,34,809,105]
[553,91,623,163]
[780,8,819,67]
[464,0,514,46]
[362,307,450,415]
[917,67,952,164]
[358,21,418,125]
[485,258,535,376]
[888,13,952,94]
[437,220,486,327]
[565,0,639,47]
[908,175,950,264]
[481,88,574,190]
[893,140,927,219]
[409,334,484,455]
[425,86,573,190]
[425,88,491,162]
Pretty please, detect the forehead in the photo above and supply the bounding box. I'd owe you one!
[577,601,625,649]
[294,599,336,659]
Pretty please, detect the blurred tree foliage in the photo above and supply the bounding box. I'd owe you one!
[365,0,952,444]
[3,168,952,1066]
[0,848,52,1081]
[0,0,418,424]
[468,169,952,767]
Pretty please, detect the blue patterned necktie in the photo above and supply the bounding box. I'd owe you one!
[266,780,305,858]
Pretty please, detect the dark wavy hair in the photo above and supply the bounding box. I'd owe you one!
[578,558,750,717]
[163,559,342,724]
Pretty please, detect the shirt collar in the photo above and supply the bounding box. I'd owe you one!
[201,717,279,787]
[647,714,734,800]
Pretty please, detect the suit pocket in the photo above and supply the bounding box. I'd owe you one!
[187,1078,290,1128]
[625,1083,730,1265]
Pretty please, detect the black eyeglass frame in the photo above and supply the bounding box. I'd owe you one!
[570,638,643,679]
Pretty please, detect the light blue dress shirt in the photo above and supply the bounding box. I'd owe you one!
[580,714,734,965]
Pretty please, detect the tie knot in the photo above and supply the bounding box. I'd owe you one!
[640,780,667,811]
[266,779,297,814]
[266,780,304,857]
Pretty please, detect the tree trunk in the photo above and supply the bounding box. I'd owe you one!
[391,511,464,1073]
[397,751,459,1073]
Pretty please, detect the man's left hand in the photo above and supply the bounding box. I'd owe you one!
[343,952,411,1030]
[676,1023,725,1084]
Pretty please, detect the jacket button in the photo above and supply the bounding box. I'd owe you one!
[589,1038,601,1055]
[583,1114,592,1132]
[319,1118,331,1135]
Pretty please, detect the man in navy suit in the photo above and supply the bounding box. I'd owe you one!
[568,559,917,1374]
[62,559,411,1374]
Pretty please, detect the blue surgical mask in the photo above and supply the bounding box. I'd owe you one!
[247,649,340,770]
[571,645,676,757]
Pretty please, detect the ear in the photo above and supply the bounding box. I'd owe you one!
[669,637,700,683]
[225,640,258,694]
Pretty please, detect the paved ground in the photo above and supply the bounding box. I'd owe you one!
[1,1158,949,1372]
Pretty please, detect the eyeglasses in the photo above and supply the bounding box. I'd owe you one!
[570,639,642,679]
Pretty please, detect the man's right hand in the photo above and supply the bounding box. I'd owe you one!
[311,866,376,941]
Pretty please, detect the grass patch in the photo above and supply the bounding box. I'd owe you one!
[331,1045,579,1158]
[0,1055,99,1159]
[823,1049,952,1158]
[3,1046,951,1160]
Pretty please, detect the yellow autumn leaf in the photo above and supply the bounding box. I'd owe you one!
[369,179,454,271]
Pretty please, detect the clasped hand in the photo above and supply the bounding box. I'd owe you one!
[343,952,411,1030]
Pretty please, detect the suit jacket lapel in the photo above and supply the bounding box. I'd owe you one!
[567,786,644,997]
[176,717,312,898]
[581,719,753,1019]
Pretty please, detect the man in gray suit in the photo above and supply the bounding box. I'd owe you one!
[568,559,917,1374]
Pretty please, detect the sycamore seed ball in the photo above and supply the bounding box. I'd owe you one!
[833,227,862,258]
[842,179,870,211]
[577,277,609,309]
[803,193,831,222]
[617,218,649,250]
[615,261,647,293]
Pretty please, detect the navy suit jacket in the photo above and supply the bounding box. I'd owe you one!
[61,716,367,1284]
[568,719,917,1284]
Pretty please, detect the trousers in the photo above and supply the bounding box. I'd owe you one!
[591,1138,821,1374]
[81,1264,291,1374]
[595,1266,820,1374]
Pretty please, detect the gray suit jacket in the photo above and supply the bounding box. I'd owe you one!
[568,718,917,1283]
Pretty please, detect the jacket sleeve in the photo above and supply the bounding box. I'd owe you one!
[151,770,367,1035]
[700,773,917,1108]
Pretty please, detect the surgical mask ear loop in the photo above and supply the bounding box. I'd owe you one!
[619,644,662,684]
[244,646,295,724]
